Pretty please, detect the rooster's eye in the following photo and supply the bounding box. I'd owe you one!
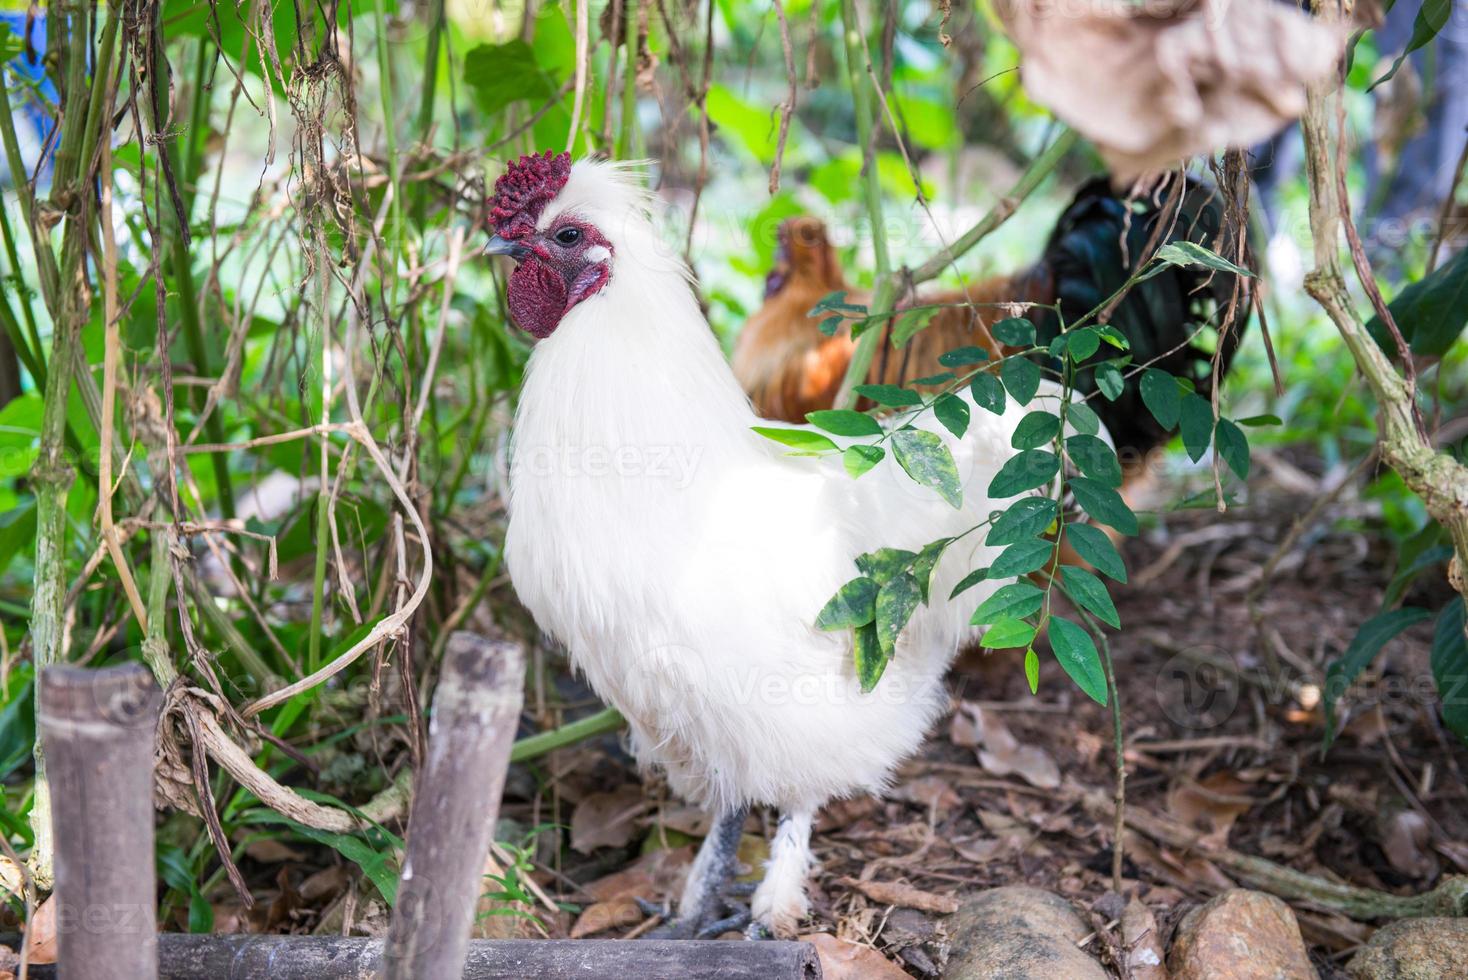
[554,227,582,246]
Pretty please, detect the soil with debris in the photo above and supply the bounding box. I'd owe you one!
[96,449,1468,978]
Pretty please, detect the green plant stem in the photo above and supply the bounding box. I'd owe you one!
[0,193,44,380]
[1298,41,1468,607]
[836,119,1076,407]
[25,0,98,889]
[618,0,640,158]
[411,0,446,225]
[834,0,892,412]
[372,0,404,273]
[509,707,625,763]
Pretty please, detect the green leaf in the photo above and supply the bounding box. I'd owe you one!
[940,346,991,367]
[0,23,21,61]
[934,393,971,439]
[1059,565,1120,629]
[843,444,885,479]
[989,538,1054,578]
[0,668,35,781]
[1012,410,1060,450]
[1237,414,1283,428]
[1066,524,1127,582]
[1431,599,1468,743]
[0,501,38,580]
[1048,616,1108,705]
[158,844,214,934]
[816,577,880,631]
[910,538,951,603]
[1152,240,1255,278]
[1066,434,1122,488]
[1024,647,1040,694]
[970,373,1006,415]
[856,548,917,584]
[1324,607,1434,746]
[1062,328,1100,363]
[986,496,1058,547]
[891,428,963,508]
[1094,363,1124,401]
[991,317,1036,346]
[1140,369,1181,430]
[1096,325,1130,350]
[1370,0,1451,91]
[807,409,882,437]
[1067,401,1101,436]
[1001,356,1042,406]
[854,384,923,408]
[1365,241,1468,357]
[910,372,956,386]
[971,581,1045,625]
[892,306,940,347]
[809,290,866,316]
[1215,418,1250,481]
[819,316,843,337]
[241,810,400,905]
[753,426,839,453]
[981,618,1037,650]
[854,622,889,693]
[988,450,1060,497]
[463,41,557,115]
[1070,477,1139,535]
[1179,394,1214,463]
[949,567,989,600]
[875,572,922,656]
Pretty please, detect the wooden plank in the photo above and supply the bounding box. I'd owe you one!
[382,632,525,980]
[38,663,162,980]
[21,936,823,979]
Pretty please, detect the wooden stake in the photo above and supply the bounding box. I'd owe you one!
[382,633,526,980]
[21,935,823,980]
[39,663,162,980]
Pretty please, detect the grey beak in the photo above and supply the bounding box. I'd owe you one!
[484,233,529,260]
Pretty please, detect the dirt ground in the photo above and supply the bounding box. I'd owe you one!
[178,447,1468,978]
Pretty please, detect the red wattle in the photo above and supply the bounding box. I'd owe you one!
[508,260,569,338]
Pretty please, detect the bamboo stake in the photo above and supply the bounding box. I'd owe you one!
[39,664,163,980]
[382,634,526,980]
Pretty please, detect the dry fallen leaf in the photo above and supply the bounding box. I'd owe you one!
[0,857,23,901]
[570,786,649,854]
[24,895,57,965]
[1168,770,1257,848]
[891,776,963,818]
[1380,810,1437,880]
[570,896,643,938]
[244,839,307,864]
[802,932,912,980]
[994,0,1346,176]
[959,704,1061,789]
[582,844,695,903]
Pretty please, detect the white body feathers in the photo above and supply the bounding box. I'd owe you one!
[504,161,1059,816]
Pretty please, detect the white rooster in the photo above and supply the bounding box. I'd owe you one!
[490,151,1086,937]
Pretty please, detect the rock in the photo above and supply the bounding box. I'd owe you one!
[1169,889,1314,980]
[1120,897,1168,980]
[942,886,1108,980]
[1347,917,1468,979]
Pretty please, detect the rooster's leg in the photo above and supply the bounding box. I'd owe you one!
[644,804,749,939]
[750,809,814,938]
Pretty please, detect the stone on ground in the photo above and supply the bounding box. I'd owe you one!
[941,885,1107,979]
[1168,889,1314,980]
[1347,918,1468,979]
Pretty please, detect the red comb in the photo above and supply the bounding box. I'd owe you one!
[489,150,573,239]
